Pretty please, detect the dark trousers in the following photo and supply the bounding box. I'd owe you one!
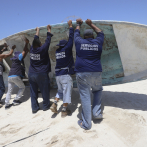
[28,73,50,111]
[0,75,5,101]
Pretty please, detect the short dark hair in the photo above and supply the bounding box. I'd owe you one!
[84,29,94,39]
[33,38,41,48]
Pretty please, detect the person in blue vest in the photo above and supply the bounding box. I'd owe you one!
[29,25,53,114]
[74,19,104,130]
[5,38,29,109]
[50,20,74,117]
[0,44,16,108]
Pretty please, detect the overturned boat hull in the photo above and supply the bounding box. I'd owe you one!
[1,21,147,88]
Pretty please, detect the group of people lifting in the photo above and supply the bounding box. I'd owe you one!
[0,19,104,130]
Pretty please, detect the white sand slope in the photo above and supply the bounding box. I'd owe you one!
[1,80,147,147]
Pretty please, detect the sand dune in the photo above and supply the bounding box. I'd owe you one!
[1,79,147,147]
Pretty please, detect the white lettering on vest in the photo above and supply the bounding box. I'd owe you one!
[30,53,40,60]
[80,44,98,51]
[56,52,66,59]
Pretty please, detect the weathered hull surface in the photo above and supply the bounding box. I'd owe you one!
[1,21,147,88]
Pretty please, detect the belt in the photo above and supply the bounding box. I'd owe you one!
[55,66,75,72]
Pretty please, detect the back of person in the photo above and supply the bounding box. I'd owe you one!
[5,39,29,109]
[0,44,16,107]
[9,53,25,78]
[74,30,104,72]
[28,25,53,114]
[50,20,74,118]
[74,19,104,130]
[55,27,75,76]
[29,40,51,73]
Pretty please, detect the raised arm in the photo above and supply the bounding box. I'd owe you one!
[74,19,83,44]
[22,38,29,59]
[35,27,40,36]
[66,20,74,48]
[41,24,53,50]
[47,24,51,33]
[85,19,102,33]
[0,45,16,60]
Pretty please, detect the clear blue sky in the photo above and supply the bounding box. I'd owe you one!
[0,0,146,39]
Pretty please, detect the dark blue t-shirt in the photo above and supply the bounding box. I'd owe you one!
[29,32,53,73]
[74,29,104,72]
[55,27,75,76]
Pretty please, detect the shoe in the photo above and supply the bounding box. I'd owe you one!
[50,103,58,113]
[32,108,40,114]
[0,100,3,105]
[13,100,22,106]
[61,108,71,118]
[5,104,13,110]
[0,101,3,108]
[43,103,51,111]
[95,114,103,119]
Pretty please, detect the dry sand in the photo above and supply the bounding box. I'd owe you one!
[0,79,147,147]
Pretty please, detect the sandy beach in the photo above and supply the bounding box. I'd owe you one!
[0,79,147,147]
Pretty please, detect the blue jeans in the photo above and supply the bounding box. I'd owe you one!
[28,73,50,111]
[76,72,103,130]
[55,75,73,104]
[0,75,5,101]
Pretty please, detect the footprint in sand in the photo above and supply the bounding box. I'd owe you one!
[83,130,98,138]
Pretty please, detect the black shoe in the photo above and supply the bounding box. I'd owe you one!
[32,108,40,114]
[43,104,51,111]
[0,101,4,108]
[5,104,13,110]
[0,100,3,105]
[13,100,22,106]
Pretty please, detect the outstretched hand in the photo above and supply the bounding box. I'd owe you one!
[12,45,16,50]
[76,19,83,25]
[85,19,92,26]
[68,20,72,27]
[47,25,51,30]
[35,27,39,31]
[25,38,29,44]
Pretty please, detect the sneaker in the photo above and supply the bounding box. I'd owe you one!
[0,101,3,108]
[61,108,71,118]
[5,104,13,110]
[32,108,40,114]
[50,103,58,113]
[13,100,22,106]
[95,114,103,120]
[0,100,3,104]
